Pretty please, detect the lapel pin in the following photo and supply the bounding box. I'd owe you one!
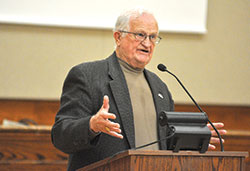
[158,93,164,99]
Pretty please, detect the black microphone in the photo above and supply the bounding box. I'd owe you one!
[157,63,224,152]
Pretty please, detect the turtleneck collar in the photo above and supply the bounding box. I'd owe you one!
[117,57,144,73]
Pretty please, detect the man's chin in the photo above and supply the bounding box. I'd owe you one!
[137,54,151,62]
[134,57,151,68]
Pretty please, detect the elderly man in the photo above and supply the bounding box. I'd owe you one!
[52,9,226,171]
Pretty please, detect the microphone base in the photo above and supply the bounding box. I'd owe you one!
[159,111,211,153]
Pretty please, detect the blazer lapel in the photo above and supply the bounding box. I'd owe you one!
[144,70,171,150]
[107,53,135,149]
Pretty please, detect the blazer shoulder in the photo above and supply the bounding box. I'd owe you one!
[145,69,165,84]
[66,58,111,80]
[73,58,108,72]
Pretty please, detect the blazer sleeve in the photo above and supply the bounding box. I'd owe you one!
[51,65,100,154]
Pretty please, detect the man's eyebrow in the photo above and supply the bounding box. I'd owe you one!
[134,30,157,35]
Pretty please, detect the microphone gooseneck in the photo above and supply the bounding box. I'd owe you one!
[157,63,224,152]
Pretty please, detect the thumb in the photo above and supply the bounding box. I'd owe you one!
[102,95,109,112]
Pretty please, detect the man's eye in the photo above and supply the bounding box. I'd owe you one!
[137,33,145,38]
[150,35,157,39]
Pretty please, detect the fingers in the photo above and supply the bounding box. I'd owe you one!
[208,144,216,150]
[90,114,123,139]
[103,122,119,133]
[207,122,227,136]
[100,120,123,139]
[109,132,124,139]
[102,95,110,112]
[211,129,227,136]
[207,122,224,129]
[104,119,120,131]
[101,112,116,120]
[104,126,124,139]
[101,95,115,120]
[89,95,123,139]
[208,137,225,150]
[207,122,227,150]
[210,137,225,144]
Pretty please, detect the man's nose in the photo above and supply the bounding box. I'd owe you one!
[141,36,153,46]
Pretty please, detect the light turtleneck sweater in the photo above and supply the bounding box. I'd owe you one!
[118,58,159,150]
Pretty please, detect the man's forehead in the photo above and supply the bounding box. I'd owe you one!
[130,22,158,34]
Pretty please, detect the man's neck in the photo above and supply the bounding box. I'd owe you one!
[115,49,145,70]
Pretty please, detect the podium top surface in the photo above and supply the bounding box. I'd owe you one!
[125,150,249,157]
[108,150,249,161]
[80,150,248,171]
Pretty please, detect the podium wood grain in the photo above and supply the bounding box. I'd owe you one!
[79,150,248,171]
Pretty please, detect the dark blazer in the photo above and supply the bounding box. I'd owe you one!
[51,52,174,171]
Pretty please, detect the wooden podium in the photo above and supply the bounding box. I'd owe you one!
[78,150,248,171]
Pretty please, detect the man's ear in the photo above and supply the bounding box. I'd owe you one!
[113,31,122,46]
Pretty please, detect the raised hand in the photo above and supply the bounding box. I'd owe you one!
[89,95,123,139]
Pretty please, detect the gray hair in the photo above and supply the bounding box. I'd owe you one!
[113,8,156,33]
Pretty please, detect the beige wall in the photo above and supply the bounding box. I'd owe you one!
[0,0,249,105]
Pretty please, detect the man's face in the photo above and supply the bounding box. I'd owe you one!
[115,13,158,69]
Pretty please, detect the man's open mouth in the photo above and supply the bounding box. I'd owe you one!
[139,49,149,53]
